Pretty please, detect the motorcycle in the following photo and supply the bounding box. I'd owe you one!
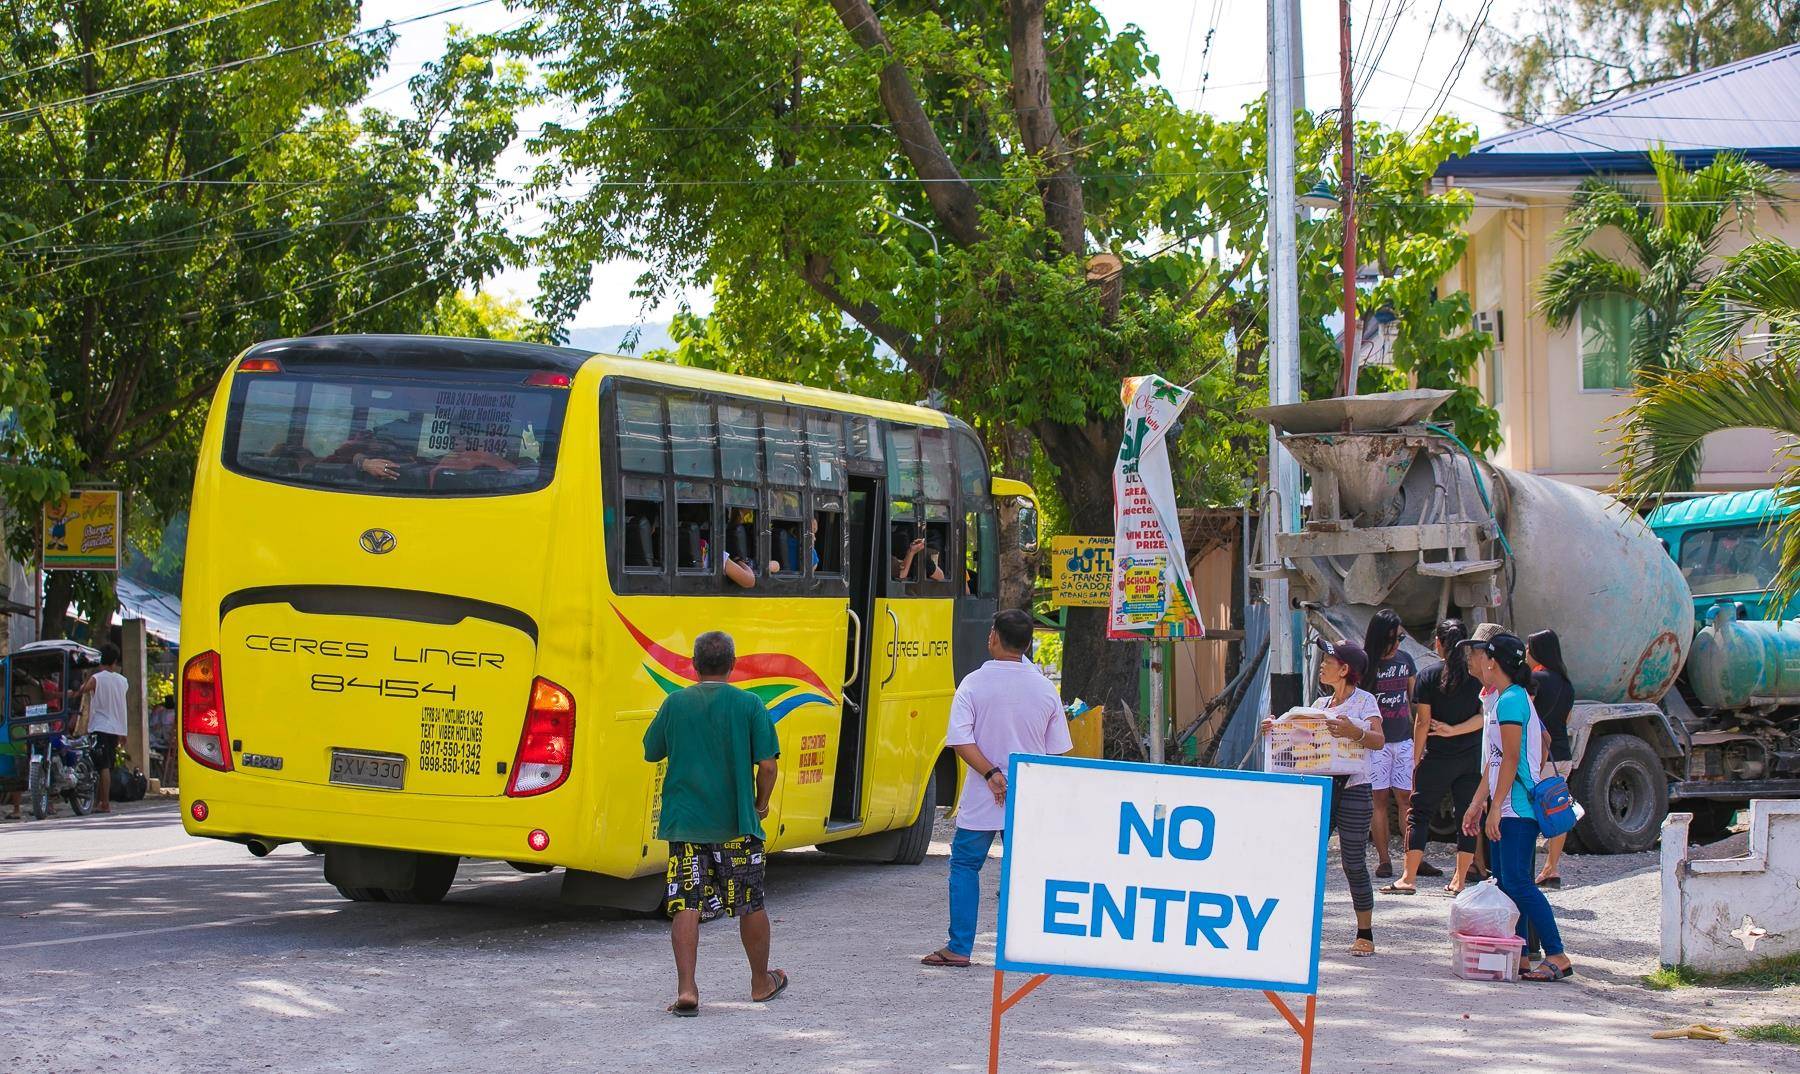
[24,732,99,820]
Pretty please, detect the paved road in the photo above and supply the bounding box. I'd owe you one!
[3,803,1797,1073]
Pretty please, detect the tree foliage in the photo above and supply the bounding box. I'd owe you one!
[1476,0,1800,124]
[2,2,528,633]
[515,0,1496,705]
[1537,147,1780,379]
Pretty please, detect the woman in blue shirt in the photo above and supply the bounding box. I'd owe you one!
[1459,632,1575,982]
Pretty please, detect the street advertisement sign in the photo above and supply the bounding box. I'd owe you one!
[1050,536,1112,608]
[1109,376,1201,639]
[996,755,1331,993]
[42,487,123,571]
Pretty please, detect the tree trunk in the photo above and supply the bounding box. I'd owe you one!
[40,570,75,640]
[1035,417,1138,712]
[995,424,1035,613]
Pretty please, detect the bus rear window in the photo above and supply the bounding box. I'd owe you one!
[225,372,565,496]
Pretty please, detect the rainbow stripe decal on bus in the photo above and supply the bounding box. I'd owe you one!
[613,607,838,721]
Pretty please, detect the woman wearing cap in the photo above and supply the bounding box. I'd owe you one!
[1264,639,1384,956]
[1461,633,1575,982]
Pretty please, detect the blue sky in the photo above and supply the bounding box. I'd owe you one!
[360,0,1509,328]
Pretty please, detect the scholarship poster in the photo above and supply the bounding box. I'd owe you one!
[1108,376,1201,639]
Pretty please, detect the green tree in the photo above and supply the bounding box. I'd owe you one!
[518,0,1494,707]
[3,3,529,635]
[1536,147,1779,382]
[426,290,554,342]
[1614,239,1800,611]
[1477,0,1800,124]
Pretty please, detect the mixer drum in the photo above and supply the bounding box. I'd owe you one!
[1495,468,1691,704]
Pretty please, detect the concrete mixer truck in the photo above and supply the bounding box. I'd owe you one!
[1252,390,1800,854]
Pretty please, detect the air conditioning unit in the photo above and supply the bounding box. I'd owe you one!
[1473,308,1504,343]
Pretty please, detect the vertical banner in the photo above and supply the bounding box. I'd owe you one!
[42,487,123,571]
[1110,376,1201,639]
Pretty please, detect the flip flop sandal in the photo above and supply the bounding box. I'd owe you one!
[754,969,790,1002]
[1536,876,1563,889]
[1379,883,1417,895]
[1417,861,1445,878]
[1348,939,1376,957]
[921,951,972,968]
[1523,963,1576,982]
[667,1001,699,1018]
[1443,884,1465,895]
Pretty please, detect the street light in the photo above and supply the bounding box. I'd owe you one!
[1298,179,1340,210]
[872,206,941,370]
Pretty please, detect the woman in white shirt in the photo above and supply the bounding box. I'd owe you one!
[1265,638,1385,956]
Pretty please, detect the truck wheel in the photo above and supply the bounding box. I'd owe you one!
[889,770,938,866]
[1571,734,1667,854]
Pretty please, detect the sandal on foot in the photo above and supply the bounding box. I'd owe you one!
[1374,863,1394,879]
[920,950,971,968]
[1379,882,1417,895]
[1523,962,1575,982]
[1417,861,1445,878]
[1536,875,1563,889]
[667,1000,699,1017]
[753,969,789,1002]
[1349,938,1376,957]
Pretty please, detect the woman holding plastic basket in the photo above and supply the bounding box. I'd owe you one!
[1460,633,1576,982]
[1262,639,1385,957]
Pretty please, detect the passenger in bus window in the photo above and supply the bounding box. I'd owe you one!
[891,524,943,582]
[724,555,758,589]
[326,417,421,481]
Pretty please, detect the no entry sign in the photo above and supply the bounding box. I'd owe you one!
[996,755,1331,993]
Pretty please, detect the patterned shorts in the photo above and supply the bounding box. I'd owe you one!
[664,836,766,921]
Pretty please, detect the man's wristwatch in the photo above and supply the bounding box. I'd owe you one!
[983,766,1002,781]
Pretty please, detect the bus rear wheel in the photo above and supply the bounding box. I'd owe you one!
[335,886,389,903]
[324,847,460,904]
[381,854,459,904]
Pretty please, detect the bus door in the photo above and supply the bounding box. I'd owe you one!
[831,473,882,824]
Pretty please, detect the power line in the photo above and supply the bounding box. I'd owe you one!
[0,0,285,87]
[0,0,498,127]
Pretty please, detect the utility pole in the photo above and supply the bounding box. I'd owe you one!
[1265,0,1303,719]
[1334,0,1359,397]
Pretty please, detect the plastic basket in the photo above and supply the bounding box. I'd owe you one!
[1262,708,1367,777]
[1452,932,1521,982]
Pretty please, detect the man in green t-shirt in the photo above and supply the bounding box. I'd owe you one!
[642,630,787,1016]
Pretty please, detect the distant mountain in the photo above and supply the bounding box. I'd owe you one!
[565,322,676,356]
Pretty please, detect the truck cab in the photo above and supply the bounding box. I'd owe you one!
[1649,489,1798,625]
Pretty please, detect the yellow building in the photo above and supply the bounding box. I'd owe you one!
[1436,45,1800,491]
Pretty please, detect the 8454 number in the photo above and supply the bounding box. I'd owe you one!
[311,673,457,701]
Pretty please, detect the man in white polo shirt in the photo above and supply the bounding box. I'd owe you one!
[77,644,129,814]
[920,609,1071,967]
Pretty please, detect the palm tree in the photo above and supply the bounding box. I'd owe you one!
[1613,239,1800,612]
[1538,146,1780,375]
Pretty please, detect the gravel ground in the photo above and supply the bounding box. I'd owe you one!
[2,804,1797,1074]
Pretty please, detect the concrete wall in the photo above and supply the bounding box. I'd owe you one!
[1660,800,1800,971]
[1449,181,1798,491]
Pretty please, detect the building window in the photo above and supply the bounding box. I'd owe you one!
[1579,295,1639,392]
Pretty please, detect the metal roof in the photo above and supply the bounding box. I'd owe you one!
[1648,489,1795,530]
[1439,44,1800,179]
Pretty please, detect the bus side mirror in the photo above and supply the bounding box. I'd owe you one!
[1017,501,1039,554]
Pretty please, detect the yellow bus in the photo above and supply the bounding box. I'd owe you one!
[179,334,1036,906]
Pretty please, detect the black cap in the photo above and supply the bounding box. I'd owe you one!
[1458,632,1529,675]
[1315,638,1370,681]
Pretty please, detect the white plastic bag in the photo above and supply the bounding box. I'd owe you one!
[1450,878,1520,939]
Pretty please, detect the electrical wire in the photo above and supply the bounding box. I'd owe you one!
[0,0,498,127]
[0,0,286,86]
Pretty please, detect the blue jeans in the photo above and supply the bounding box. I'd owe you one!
[946,827,999,957]
[1493,816,1564,958]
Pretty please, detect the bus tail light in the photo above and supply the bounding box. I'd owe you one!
[507,677,574,797]
[182,651,233,772]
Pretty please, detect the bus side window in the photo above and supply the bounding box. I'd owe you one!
[675,482,714,574]
[770,489,804,577]
[623,476,666,572]
[921,503,953,594]
[723,485,760,585]
[965,510,998,596]
[889,503,920,593]
[808,413,846,578]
